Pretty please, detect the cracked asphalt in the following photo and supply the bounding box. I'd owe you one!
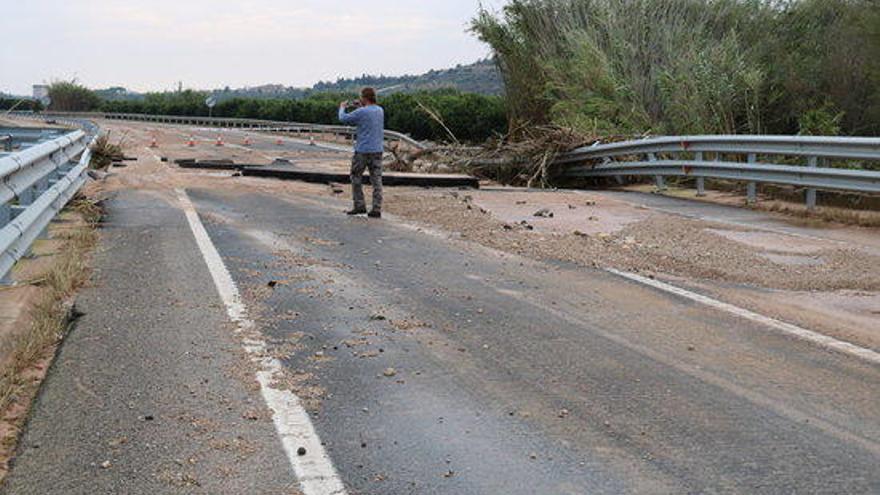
[3,121,878,493]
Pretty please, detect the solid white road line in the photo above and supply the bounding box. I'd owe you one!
[388,210,880,365]
[176,188,347,495]
[607,268,880,366]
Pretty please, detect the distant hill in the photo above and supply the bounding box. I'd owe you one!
[95,59,503,101]
[311,59,503,96]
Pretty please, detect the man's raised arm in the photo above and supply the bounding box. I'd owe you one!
[338,102,360,124]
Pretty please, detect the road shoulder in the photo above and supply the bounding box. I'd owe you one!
[1,190,296,494]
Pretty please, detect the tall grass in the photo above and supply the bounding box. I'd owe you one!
[472,0,880,137]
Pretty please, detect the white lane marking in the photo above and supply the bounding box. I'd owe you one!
[607,268,880,365]
[385,210,880,366]
[176,188,347,495]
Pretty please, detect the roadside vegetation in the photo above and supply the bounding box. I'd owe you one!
[472,0,880,137]
[0,199,100,478]
[36,80,508,143]
[46,80,102,113]
[0,99,43,112]
[99,89,507,143]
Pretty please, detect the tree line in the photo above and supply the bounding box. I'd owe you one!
[44,82,507,143]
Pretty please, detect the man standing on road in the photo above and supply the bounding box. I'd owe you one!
[339,87,385,218]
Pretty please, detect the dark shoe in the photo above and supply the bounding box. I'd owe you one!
[347,208,367,215]
[367,210,382,219]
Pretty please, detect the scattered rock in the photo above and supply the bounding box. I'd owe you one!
[297,447,307,456]
[443,470,455,478]
[687,345,696,351]
[558,408,570,418]
[516,200,528,205]
[533,208,554,218]
[584,200,597,206]
[529,453,538,460]
[568,204,577,209]
[267,280,279,288]
[383,368,397,377]
[573,230,589,238]
[100,460,112,469]
[370,313,387,321]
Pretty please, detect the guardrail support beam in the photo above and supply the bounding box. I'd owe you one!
[746,153,757,204]
[806,156,818,211]
[18,186,35,206]
[696,177,706,197]
[694,152,706,196]
[649,153,665,191]
[8,205,33,258]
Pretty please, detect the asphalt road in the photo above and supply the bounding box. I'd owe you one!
[4,185,879,494]
[192,189,880,494]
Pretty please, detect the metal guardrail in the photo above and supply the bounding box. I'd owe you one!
[0,128,94,282]
[30,111,427,150]
[556,135,880,209]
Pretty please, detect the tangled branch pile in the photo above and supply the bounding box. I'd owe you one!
[88,133,125,170]
[390,125,618,187]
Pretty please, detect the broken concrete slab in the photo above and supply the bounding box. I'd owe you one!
[243,165,479,189]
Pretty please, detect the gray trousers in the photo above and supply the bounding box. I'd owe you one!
[351,152,383,212]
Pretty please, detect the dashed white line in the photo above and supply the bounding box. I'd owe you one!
[176,188,347,495]
[606,268,880,365]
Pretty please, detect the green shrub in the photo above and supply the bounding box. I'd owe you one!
[47,81,101,112]
[99,90,507,143]
[472,0,880,137]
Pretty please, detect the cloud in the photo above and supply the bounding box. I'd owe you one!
[0,0,496,94]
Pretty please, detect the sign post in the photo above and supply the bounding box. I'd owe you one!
[205,96,217,118]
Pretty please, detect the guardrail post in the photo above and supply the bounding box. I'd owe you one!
[11,187,36,258]
[35,176,52,239]
[746,153,757,204]
[649,153,665,190]
[806,156,818,211]
[18,186,35,206]
[695,152,706,196]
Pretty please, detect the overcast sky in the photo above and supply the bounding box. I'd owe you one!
[0,0,506,95]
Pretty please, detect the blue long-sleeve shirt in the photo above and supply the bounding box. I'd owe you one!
[338,104,385,153]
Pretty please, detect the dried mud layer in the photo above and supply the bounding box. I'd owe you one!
[382,190,880,292]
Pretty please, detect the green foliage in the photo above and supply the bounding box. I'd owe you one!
[472,0,880,137]
[99,90,507,143]
[47,81,101,112]
[798,104,843,136]
[0,98,43,112]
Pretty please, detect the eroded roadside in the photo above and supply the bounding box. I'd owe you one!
[0,199,101,481]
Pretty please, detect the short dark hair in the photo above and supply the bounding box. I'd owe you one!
[361,87,377,104]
